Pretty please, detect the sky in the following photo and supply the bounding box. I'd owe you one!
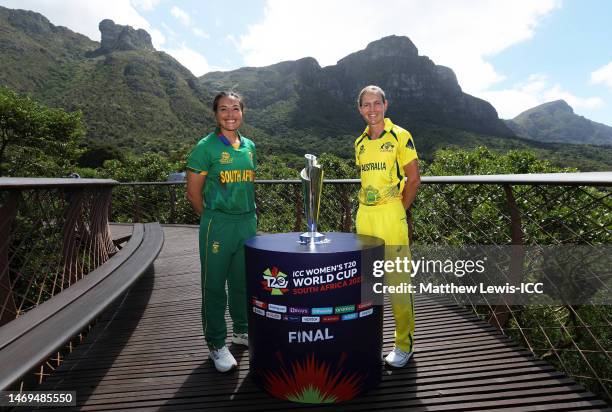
[1,0,612,125]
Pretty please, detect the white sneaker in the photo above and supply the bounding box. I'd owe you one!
[232,332,248,346]
[209,346,237,372]
[384,347,413,368]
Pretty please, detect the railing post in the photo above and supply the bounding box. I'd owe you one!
[61,188,84,289]
[0,191,20,326]
[132,185,141,223]
[406,208,414,244]
[341,185,352,232]
[169,185,177,224]
[294,183,302,232]
[488,184,525,331]
[89,188,116,266]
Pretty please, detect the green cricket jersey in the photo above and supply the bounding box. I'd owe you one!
[187,130,256,214]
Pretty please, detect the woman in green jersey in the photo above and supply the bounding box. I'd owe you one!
[186,92,257,373]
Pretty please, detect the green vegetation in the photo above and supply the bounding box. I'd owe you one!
[0,7,216,153]
[411,124,612,171]
[0,86,83,176]
[415,147,611,401]
[77,141,124,168]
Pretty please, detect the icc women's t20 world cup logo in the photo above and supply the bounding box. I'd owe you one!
[261,267,289,295]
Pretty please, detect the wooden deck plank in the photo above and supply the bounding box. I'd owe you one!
[35,226,609,411]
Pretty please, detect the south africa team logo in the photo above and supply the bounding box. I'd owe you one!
[262,266,289,295]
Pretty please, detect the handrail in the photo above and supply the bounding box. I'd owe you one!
[420,171,612,185]
[0,177,117,189]
[114,171,612,187]
[0,222,164,390]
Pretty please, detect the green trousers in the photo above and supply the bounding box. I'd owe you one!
[199,208,257,349]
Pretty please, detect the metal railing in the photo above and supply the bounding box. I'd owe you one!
[0,178,118,386]
[110,172,611,401]
[110,173,611,242]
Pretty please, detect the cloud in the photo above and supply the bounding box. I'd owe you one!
[162,43,211,76]
[168,6,209,41]
[192,28,210,39]
[170,5,191,27]
[590,62,612,89]
[479,74,604,119]
[130,0,160,11]
[238,0,560,94]
[161,21,177,38]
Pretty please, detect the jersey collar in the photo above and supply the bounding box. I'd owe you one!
[215,127,244,147]
[361,118,394,140]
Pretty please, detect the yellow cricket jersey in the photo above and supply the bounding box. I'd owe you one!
[354,118,418,206]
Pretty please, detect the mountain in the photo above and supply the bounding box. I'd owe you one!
[0,6,215,152]
[1,6,611,170]
[201,36,514,140]
[505,100,612,146]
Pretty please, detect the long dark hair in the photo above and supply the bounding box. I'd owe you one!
[212,91,244,112]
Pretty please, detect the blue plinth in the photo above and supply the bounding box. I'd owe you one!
[244,232,384,403]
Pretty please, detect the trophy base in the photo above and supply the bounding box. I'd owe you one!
[298,232,330,244]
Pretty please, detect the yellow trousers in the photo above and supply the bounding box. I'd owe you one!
[356,200,415,353]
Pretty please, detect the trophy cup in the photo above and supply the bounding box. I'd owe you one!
[299,154,328,244]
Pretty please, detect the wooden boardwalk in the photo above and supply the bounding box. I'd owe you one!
[37,226,610,411]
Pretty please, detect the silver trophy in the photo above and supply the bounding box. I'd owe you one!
[299,154,328,244]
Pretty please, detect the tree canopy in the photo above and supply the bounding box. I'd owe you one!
[0,86,83,176]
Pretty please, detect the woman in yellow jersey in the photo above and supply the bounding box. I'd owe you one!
[354,85,421,367]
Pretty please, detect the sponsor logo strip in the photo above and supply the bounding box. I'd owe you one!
[334,305,356,314]
[359,308,374,317]
[252,303,372,322]
[268,303,287,313]
[266,311,281,320]
[252,298,267,309]
[311,307,333,315]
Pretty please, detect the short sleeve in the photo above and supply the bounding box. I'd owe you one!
[186,140,211,175]
[354,141,361,166]
[398,131,418,167]
[251,142,257,171]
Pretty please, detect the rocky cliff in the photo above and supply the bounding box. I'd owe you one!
[505,100,612,145]
[89,19,155,56]
[201,35,514,137]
